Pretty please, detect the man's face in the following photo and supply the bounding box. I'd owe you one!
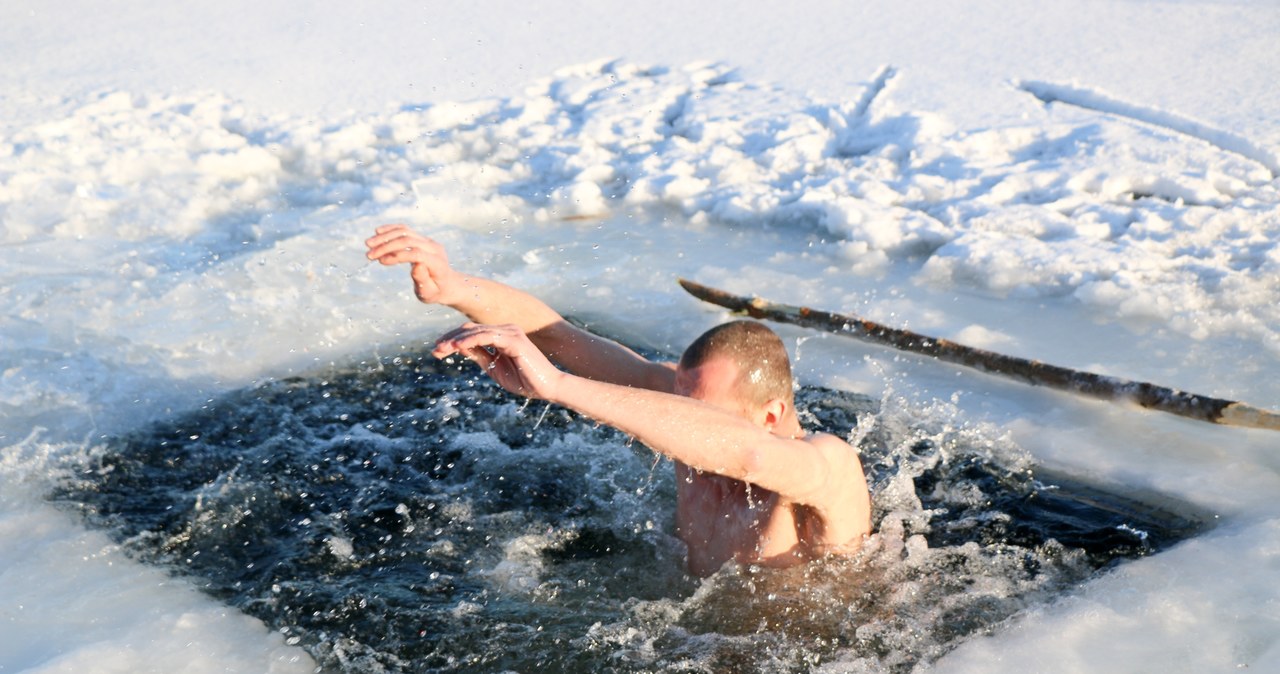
[674,356,751,419]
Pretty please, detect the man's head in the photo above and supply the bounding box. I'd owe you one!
[676,320,796,430]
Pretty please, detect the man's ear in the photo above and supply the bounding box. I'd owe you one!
[761,399,787,430]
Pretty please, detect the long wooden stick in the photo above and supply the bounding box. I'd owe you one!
[678,279,1280,432]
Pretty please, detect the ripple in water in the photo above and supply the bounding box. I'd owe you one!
[52,347,1209,672]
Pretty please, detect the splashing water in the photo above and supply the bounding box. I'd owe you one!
[50,347,1208,673]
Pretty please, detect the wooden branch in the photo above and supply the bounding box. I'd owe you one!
[678,279,1280,432]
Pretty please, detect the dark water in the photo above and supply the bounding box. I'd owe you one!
[51,347,1209,673]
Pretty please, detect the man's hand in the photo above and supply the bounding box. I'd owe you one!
[365,224,462,305]
[432,323,566,401]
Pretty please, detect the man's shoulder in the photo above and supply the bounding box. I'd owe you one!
[801,432,870,523]
[803,431,855,452]
[803,432,864,479]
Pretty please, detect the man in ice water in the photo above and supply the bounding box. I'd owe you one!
[365,224,872,577]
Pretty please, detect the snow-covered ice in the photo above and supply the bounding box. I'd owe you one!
[1,1,1278,671]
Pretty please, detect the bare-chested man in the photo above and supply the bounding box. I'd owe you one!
[365,224,872,577]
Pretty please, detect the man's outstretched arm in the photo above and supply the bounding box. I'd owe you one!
[366,224,675,393]
[432,323,837,505]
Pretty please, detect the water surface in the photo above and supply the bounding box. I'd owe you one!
[52,346,1209,672]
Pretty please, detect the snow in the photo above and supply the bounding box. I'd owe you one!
[1,0,1279,672]
[0,487,312,674]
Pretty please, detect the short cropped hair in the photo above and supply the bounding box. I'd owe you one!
[679,320,794,407]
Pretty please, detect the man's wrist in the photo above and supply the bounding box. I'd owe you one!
[437,272,477,309]
[542,370,580,408]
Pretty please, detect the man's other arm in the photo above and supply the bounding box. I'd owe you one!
[366,224,676,393]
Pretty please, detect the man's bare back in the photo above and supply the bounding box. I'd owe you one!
[365,225,873,576]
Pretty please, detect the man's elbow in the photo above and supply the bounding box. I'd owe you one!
[739,446,768,483]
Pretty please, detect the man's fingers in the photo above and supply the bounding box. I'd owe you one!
[365,232,419,258]
[433,335,499,370]
[431,323,485,358]
[364,225,410,250]
[458,344,498,371]
[431,324,514,360]
[435,334,508,381]
[368,246,430,267]
[374,223,411,235]
[365,227,440,259]
[436,326,499,354]
[368,223,420,243]
[435,322,481,341]
[366,238,445,267]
